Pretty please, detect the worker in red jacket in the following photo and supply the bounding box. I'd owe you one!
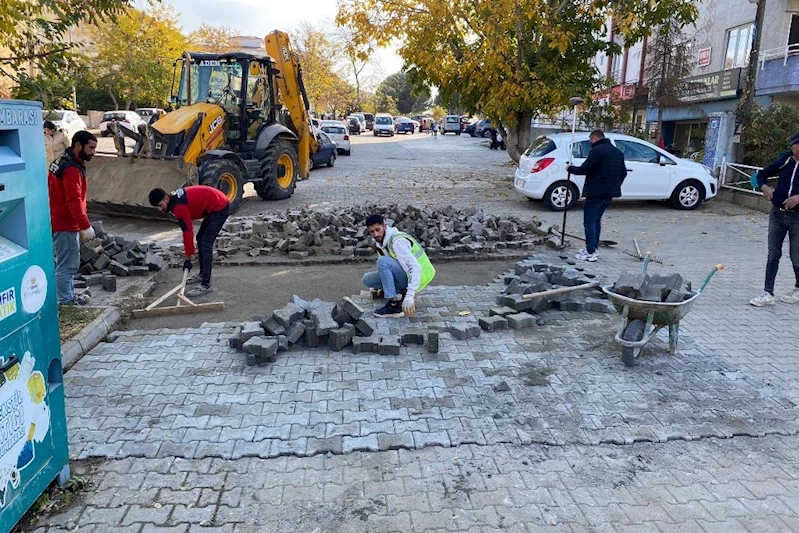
[48,130,98,305]
[148,185,230,297]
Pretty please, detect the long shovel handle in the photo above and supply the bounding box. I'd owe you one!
[698,264,724,293]
[520,282,598,300]
[641,252,652,273]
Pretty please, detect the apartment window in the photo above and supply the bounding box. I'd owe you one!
[725,23,754,69]
[789,14,799,48]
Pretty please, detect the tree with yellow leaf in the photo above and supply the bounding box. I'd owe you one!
[187,24,238,54]
[337,0,697,162]
[89,4,186,109]
[291,22,354,115]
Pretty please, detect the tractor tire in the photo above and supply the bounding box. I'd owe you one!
[255,139,299,201]
[198,158,245,212]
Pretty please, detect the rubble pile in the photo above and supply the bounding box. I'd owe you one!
[495,257,615,314]
[612,271,693,303]
[74,221,166,293]
[228,296,441,365]
[181,205,557,262]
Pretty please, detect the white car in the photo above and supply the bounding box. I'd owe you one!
[514,132,718,211]
[319,123,351,155]
[320,120,346,129]
[135,107,165,124]
[42,110,86,143]
[99,110,146,137]
[373,114,395,136]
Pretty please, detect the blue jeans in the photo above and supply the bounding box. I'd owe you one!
[53,231,79,304]
[362,256,408,298]
[765,207,799,294]
[583,197,612,254]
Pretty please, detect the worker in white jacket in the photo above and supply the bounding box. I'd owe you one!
[362,214,436,318]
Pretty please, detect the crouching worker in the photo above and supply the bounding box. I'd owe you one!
[148,185,230,297]
[362,214,436,317]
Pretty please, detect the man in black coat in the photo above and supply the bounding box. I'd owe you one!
[567,130,627,262]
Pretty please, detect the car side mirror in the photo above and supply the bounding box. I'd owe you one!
[658,155,669,166]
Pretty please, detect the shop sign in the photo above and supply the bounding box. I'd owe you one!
[680,68,742,103]
[698,47,712,67]
[0,289,15,322]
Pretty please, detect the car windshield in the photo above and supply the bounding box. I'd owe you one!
[43,111,65,121]
[103,112,127,121]
[178,59,243,106]
[136,109,153,116]
[524,137,557,157]
[446,116,459,123]
[376,117,393,125]
[395,117,410,123]
[322,126,345,134]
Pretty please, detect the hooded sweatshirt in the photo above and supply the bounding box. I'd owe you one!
[375,226,422,298]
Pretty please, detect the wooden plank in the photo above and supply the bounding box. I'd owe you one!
[177,294,197,306]
[521,282,598,301]
[133,302,225,318]
[144,283,183,310]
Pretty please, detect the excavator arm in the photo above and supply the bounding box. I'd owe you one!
[264,30,318,179]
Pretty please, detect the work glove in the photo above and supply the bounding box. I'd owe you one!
[402,294,416,317]
[183,259,193,271]
[80,226,96,241]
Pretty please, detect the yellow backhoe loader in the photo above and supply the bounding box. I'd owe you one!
[87,30,318,219]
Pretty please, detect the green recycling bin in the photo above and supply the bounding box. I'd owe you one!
[0,99,70,532]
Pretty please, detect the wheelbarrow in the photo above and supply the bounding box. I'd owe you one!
[600,256,724,367]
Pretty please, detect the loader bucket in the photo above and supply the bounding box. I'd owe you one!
[86,155,198,220]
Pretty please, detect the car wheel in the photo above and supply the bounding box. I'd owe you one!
[670,180,705,210]
[327,153,335,167]
[470,132,476,137]
[543,181,579,211]
[482,130,492,138]
[345,150,351,156]
[456,132,461,136]
[373,131,377,136]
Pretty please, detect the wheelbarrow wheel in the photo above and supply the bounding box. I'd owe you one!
[621,319,646,367]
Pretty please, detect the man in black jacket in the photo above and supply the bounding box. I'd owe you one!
[750,132,799,307]
[567,130,627,262]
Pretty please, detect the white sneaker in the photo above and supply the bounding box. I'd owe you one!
[750,292,776,307]
[575,249,598,262]
[780,288,799,304]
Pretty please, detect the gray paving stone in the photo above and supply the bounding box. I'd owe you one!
[478,315,508,332]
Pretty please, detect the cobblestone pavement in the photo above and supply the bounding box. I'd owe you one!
[33,136,799,531]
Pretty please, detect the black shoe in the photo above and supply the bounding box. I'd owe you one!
[374,299,404,318]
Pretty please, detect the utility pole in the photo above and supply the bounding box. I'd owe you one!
[738,0,766,159]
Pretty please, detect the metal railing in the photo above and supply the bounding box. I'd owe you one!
[759,43,799,69]
[720,160,763,191]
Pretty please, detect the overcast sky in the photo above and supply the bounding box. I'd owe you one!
[164,0,403,90]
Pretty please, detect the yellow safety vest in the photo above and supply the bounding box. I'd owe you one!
[385,231,436,293]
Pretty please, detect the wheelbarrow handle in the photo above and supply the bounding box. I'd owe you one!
[698,264,724,293]
[641,251,652,273]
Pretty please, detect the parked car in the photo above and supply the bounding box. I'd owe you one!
[346,116,362,135]
[474,119,493,137]
[513,132,718,211]
[350,113,367,133]
[373,113,395,136]
[320,123,351,155]
[320,120,346,128]
[415,116,434,132]
[441,114,462,135]
[99,110,145,137]
[134,107,165,124]
[463,120,480,136]
[362,112,374,131]
[310,131,337,169]
[42,110,86,142]
[394,116,415,134]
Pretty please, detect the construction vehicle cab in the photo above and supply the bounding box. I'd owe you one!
[87,31,316,219]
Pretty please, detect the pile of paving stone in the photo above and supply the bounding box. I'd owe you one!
[74,221,166,293]
[494,257,615,314]
[611,271,693,302]
[229,296,442,365]
[170,204,558,262]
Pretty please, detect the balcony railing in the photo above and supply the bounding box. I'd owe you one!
[759,43,799,69]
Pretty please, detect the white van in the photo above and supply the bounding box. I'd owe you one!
[373,113,395,136]
[442,115,462,135]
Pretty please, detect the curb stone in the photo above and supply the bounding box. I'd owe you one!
[61,306,121,372]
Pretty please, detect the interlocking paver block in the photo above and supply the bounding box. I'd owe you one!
[507,312,535,329]
[378,336,401,355]
[240,321,263,343]
[448,323,480,340]
[285,320,306,344]
[272,303,305,328]
[427,331,439,353]
[339,296,365,320]
[352,336,379,353]
[400,328,426,345]
[310,302,338,334]
[329,327,354,351]
[354,318,375,337]
[478,315,508,332]
[260,316,286,336]
[488,306,517,317]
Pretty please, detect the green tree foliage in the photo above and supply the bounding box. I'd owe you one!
[338,0,698,162]
[89,4,186,109]
[187,24,239,53]
[12,70,76,110]
[0,0,128,83]
[743,104,799,167]
[375,72,430,115]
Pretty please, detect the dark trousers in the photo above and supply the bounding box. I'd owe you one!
[197,205,230,286]
[583,197,612,254]
[764,207,799,294]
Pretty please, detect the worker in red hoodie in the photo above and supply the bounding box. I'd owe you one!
[48,130,97,305]
[148,185,230,297]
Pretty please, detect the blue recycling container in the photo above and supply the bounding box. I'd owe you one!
[0,99,70,532]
